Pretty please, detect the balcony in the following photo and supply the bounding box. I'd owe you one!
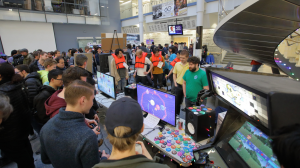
[0,0,109,24]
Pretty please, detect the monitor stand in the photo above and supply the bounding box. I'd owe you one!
[157,120,166,132]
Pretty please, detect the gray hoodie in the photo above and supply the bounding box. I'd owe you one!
[93,155,169,168]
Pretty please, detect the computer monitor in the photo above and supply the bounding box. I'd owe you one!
[228,121,280,168]
[97,72,116,99]
[211,72,268,127]
[137,84,176,126]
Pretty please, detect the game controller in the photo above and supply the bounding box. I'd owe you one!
[90,123,100,132]
[195,152,209,165]
[135,143,142,154]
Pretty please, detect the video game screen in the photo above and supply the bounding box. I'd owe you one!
[229,122,280,168]
[97,72,116,99]
[137,84,176,126]
[211,73,268,127]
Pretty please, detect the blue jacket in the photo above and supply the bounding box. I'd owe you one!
[40,108,106,168]
[168,53,177,70]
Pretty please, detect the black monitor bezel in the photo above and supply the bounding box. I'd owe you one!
[168,24,183,36]
[97,72,117,100]
[206,69,269,129]
[136,84,176,127]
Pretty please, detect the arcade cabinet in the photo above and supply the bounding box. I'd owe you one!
[192,67,300,168]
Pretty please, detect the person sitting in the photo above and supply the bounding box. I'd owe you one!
[38,58,57,85]
[110,49,129,91]
[133,49,153,86]
[33,69,63,134]
[93,97,168,168]
[40,80,109,168]
[271,124,300,168]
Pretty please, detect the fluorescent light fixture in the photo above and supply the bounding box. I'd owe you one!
[120,0,124,2]
[94,13,98,15]
[9,9,12,11]
[121,0,131,5]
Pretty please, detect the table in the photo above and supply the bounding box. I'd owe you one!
[95,91,210,167]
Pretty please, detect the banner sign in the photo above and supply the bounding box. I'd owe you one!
[152,0,187,20]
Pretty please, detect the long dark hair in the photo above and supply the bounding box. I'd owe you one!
[0,63,23,84]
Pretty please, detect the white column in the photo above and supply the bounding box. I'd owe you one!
[195,0,204,58]
[138,0,144,44]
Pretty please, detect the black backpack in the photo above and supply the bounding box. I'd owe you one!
[13,55,24,66]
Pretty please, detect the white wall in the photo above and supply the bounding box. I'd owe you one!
[0,21,56,54]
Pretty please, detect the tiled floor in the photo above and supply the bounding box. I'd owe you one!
[1,64,282,168]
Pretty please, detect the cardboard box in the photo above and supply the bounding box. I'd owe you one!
[35,0,43,11]
[101,33,127,51]
[74,53,93,74]
[23,0,31,10]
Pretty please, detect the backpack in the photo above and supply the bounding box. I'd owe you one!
[13,56,24,66]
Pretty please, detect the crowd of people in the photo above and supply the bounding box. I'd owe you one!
[0,40,297,168]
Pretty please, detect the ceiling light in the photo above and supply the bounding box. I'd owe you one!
[9,9,12,11]
[120,0,123,2]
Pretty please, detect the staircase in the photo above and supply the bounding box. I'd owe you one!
[221,52,252,66]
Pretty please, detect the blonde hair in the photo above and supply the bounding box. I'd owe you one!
[44,58,57,68]
[136,49,143,56]
[107,126,141,152]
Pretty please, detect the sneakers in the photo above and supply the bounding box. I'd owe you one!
[28,132,38,141]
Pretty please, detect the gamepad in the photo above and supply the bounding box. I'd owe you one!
[195,152,209,165]
[135,143,142,154]
[90,123,100,132]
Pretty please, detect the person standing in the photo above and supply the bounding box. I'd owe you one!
[183,56,209,107]
[29,51,48,72]
[165,47,178,93]
[33,69,63,134]
[150,42,156,52]
[163,44,169,55]
[38,58,57,85]
[174,42,179,52]
[32,51,40,61]
[183,42,188,50]
[0,63,35,168]
[55,56,66,71]
[189,44,193,57]
[140,42,150,53]
[150,48,165,89]
[40,80,109,168]
[169,41,174,47]
[173,50,189,115]
[133,49,153,85]
[53,50,61,59]
[20,48,34,66]
[251,60,263,72]
[111,49,129,92]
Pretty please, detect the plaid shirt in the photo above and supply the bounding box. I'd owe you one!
[37,60,45,70]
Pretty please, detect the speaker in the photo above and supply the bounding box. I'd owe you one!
[185,108,216,142]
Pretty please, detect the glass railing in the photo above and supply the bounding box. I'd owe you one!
[0,0,105,16]
[120,0,197,20]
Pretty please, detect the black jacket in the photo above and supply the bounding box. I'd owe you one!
[29,60,40,72]
[56,66,66,71]
[0,81,31,143]
[12,54,23,66]
[33,85,56,124]
[24,72,42,108]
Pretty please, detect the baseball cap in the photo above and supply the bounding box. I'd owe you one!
[105,97,143,138]
[19,48,28,53]
[0,54,7,57]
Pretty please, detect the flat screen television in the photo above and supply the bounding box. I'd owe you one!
[137,84,176,126]
[97,72,116,99]
[168,24,183,35]
[228,121,280,168]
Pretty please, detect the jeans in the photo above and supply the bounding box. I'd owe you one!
[185,98,196,108]
[136,75,147,86]
[117,78,127,91]
[175,84,184,115]
[251,64,262,72]
[153,73,163,89]
[0,139,35,168]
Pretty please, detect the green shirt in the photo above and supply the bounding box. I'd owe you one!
[183,69,208,102]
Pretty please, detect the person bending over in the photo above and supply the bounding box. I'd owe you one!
[133,49,153,85]
[38,58,57,85]
[33,69,63,134]
[150,47,165,89]
[40,80,109,168]
[183,56,209,107]
[111,49,129,91]
[93,97,169,168]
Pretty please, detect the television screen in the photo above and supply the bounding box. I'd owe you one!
[168,24,183,35]
[211,72,268,127]
[137,84,176,126]
[228,122,280,168]
[97,72,116,99]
